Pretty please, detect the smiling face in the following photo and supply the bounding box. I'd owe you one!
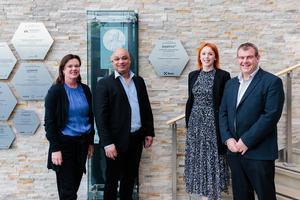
[111,48,131,76]
[237,47,260,77]
[63,58,81,82]
[200,46,216,69]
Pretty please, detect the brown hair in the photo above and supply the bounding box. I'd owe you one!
[56,54,82,84]
[197,42,220,69]
[237,42,259,57]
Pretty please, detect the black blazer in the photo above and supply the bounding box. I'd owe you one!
[185,68,231,155]
[94,74,154,153]
[44,83,95,169]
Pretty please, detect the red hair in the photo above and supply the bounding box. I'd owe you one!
[197,42,220,69]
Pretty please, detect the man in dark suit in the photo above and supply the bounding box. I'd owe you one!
[219,42,285,200]
[94,48,155,200]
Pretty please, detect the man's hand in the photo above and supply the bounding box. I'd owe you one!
[236,139,248,155]
[144,136,153,148]
[226,138,239,153]
[87,145,94,159]
[104,144,118,160]
[52,151,63,165]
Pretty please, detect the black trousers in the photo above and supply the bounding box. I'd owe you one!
[55,135,88,200]
[104,134,143,200]
[227,155,276,200]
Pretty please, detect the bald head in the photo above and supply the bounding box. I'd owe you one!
[111,48,131,61]
[111,48,131,76]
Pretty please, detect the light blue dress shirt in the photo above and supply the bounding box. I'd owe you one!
[115,70,141,132]
[236,67,260,107]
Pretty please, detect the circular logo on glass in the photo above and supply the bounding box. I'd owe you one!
[103,29,126,52]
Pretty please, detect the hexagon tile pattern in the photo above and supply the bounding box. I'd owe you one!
[0,42,17,79]
[0,83,17,120]
[11,22,53,60]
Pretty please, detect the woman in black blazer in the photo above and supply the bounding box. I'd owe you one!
[44,54,94,200]
[185,42,231,200]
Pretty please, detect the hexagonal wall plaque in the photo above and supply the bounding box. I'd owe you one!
[0,123,15,149]
[13,110,40,135]
[0,83,17,120]
[11,64,53,100]
[149,40,189,77]
[0,42,17,79]
[11,22,53,60]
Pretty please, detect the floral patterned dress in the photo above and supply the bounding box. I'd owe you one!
[185,69,229,200]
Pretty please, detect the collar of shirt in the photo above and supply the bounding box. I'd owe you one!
[238,66,260,83]
[114,70,135,81]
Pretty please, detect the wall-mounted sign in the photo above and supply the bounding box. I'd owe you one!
[100,27,128,70]
[0,83,17,120]
[0,42,17,79]
[11,22,54,60]
[149,40,189,77]
[0,124,15,149]
[12,110,40,135]
[11,64,53,100]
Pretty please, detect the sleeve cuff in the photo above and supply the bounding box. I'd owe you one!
[104,144,114,149]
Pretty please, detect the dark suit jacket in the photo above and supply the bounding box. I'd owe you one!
[94,73,154,153]
[185,68,231,155]
[219,68,285,160]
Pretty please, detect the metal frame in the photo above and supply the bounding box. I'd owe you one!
[285,72,293,164]
[171,123,177,200]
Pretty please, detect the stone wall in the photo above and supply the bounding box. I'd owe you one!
[1,0,300,199]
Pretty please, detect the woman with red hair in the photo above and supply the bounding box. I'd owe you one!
[185,42,230,200]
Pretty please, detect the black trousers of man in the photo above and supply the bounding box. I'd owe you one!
[104,134,143,200]
[227,155,276,200]
[55,135,88,200]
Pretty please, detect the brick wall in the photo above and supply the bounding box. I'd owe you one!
[1,1,300,199]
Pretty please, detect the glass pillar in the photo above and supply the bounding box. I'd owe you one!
[87,10,138,200]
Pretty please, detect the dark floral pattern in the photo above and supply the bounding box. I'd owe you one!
[185,69,229,200]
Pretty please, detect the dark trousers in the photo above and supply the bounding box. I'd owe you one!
[227,155,276,200]
[104,134,143,200]
[55,135,88,200]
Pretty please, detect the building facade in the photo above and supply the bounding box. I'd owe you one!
[1,0,300,199]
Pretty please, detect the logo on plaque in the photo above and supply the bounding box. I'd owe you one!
[149,40,189,77]
[100,27,128,70]
[103,29,126,51]
[11,22,54,60]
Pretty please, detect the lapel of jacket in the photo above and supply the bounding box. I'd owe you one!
[111,74,130,105]
[231,77,240,110]
[213,69,222,91]
[237,68,263,109]
[212,69,221,105]
[132,76,143,103]
[190,70,200,87]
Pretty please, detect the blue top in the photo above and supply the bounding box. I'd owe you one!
[114,70,141,132]
[61,83,91,136]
